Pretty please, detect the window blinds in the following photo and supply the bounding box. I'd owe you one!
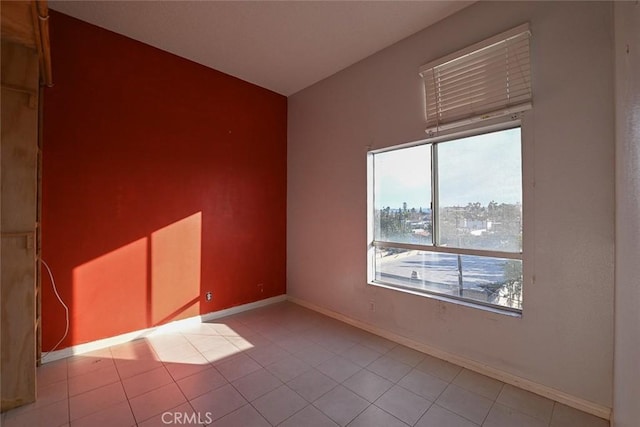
[419,24,532,133]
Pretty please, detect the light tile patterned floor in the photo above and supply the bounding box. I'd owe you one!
[1,302,610,427]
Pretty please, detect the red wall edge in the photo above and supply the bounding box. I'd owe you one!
[41,11,287,350]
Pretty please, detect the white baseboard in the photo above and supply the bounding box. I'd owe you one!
[287,295,611,421]
[41,294,287,364]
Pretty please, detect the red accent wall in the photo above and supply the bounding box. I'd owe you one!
[42,11,287,350]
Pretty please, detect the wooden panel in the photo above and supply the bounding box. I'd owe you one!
[1,0,53,85]
[1,37,39,90]
[1,40,39,412]
[0,1,37,49]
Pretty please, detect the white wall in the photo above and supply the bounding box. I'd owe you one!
[613,2,640,426]
[288,1,615,410]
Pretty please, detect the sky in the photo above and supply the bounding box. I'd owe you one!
[373,127,522,209]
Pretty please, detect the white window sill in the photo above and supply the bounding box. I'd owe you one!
[368,280,522,318]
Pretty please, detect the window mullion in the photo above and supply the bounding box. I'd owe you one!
[431,143,439,246]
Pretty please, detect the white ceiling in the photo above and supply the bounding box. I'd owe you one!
[50,1,473,96]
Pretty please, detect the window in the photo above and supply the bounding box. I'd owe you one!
[368,126,523,312]
[366,24,531,313]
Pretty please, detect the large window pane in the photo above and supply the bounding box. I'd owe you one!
[459,254,522,309]
[375,247,522,310]
[373,145,431,244]
[375,247,459,293]
[437,128,522,252]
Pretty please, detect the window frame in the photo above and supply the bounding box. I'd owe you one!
[367,118,525,314]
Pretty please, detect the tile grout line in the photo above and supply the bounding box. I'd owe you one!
[379,371,438,426]
[477,381,507,426]
[178,323,280,426]
[168,334,221,427]
[369,399,425,427]
[108,345,137,427]
[107,347,130,421]
[479,399,498,426]
[289,326,407,425]
[261,351,340,425]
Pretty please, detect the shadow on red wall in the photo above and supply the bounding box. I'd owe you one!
[41,11,287,351]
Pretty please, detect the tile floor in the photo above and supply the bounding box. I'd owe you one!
[1,302,609,427]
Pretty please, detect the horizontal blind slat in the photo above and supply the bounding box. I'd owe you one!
[436,62,512,86]
[421,25,531,131]
[434,31,531,71]
[438,94,531,117]
[435,56,530,85]
[436,81,531,108]
[436,39,530,75]
[425,101,531,124]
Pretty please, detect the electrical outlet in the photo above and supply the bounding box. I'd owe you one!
[369,300,375,312]
[205,291,213,302]
[257,283,264,293]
